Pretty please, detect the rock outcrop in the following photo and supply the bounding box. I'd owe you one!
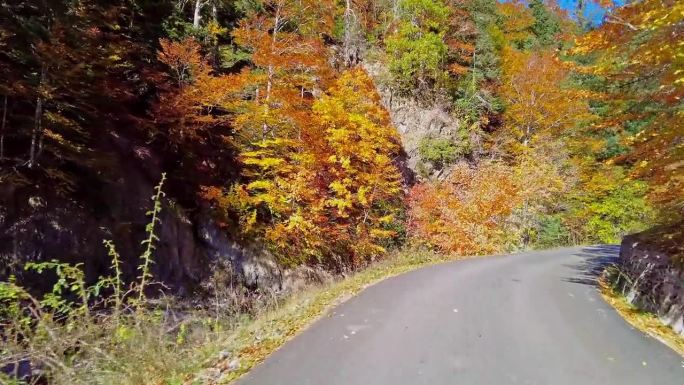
[617,222,684,336]
[363,61,465,181]
[0,132,308,296]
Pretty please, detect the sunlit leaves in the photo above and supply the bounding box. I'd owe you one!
[572,0,684,214]
[158,37,205,88]
[155,37,240,143]
[385,0,451,94]
[408,162,521,255]
[498,47,594,152]
[205,68,405,267]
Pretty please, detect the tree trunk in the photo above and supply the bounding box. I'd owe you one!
[29,64,47,168]
[263,5,281,141]
[343,0,357,67]
[193,0,203,28]
[0,94,7,161]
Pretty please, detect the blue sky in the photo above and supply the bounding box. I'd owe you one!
[557,0,628,26]
[499,0,614,26]
[557,0,608,25]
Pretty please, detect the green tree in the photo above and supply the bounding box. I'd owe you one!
[385,0,450,94]
[528,0,561,47]
[567,167,655,244]
[452,0,503,124]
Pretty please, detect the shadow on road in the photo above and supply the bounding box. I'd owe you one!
[562,245,620,286]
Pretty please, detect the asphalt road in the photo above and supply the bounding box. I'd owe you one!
[237,246,684,385]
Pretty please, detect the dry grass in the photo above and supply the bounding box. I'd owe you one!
[599,271,684,357]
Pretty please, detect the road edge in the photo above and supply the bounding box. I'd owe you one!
[599,268,684,357]
[191,249,478,384]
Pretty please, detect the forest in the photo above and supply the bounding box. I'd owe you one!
[0,0,682,383]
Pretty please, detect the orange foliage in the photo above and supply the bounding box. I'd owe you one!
[155,37,239,143]
[444,0,477,78]
[408,162,521,255]
[157,38,206,89]
[228,0,335,144]
[497,47,594,153]
[573,0,682,95]
[206,69,405,266]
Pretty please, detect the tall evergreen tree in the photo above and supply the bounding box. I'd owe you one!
[528,0,561,46]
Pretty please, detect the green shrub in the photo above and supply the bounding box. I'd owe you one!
[582,181,654,244]
[567,169,655,244]
[418,134,470,170]
[385,0,450,94]
[533,215,571,248]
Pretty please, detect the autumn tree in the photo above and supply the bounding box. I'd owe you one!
[572,0,684,217]
[311,69,404,263]
[155,37,237,143]
[497,0,536,49]
[408,162,521,255]
[229,0,335,143]
[497,47,593,153]
[493,20,594,246]
[205,69,404,266]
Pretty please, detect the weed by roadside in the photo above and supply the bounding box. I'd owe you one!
[0,170,470,385]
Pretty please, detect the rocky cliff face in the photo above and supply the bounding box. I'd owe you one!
[363,61,466,181]
[0,131,313,297]
[617,222,684,336]
[1,61,464,298]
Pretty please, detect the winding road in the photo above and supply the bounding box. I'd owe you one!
[237,246,684,385]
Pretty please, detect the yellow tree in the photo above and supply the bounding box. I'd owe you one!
[498,47,593,153]
[205,69,405,267]
[312,69,404,265]
[497,0,536,48]
[497,46,594,244]
[205,0,337,265]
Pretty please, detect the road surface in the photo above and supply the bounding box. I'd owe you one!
[237,246,684,385]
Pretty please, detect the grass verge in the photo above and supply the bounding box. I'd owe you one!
[192,248,473,384]
[599,269,684,357]
[1,248,473,385]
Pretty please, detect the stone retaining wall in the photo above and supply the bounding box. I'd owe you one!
[618,222,684,336]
